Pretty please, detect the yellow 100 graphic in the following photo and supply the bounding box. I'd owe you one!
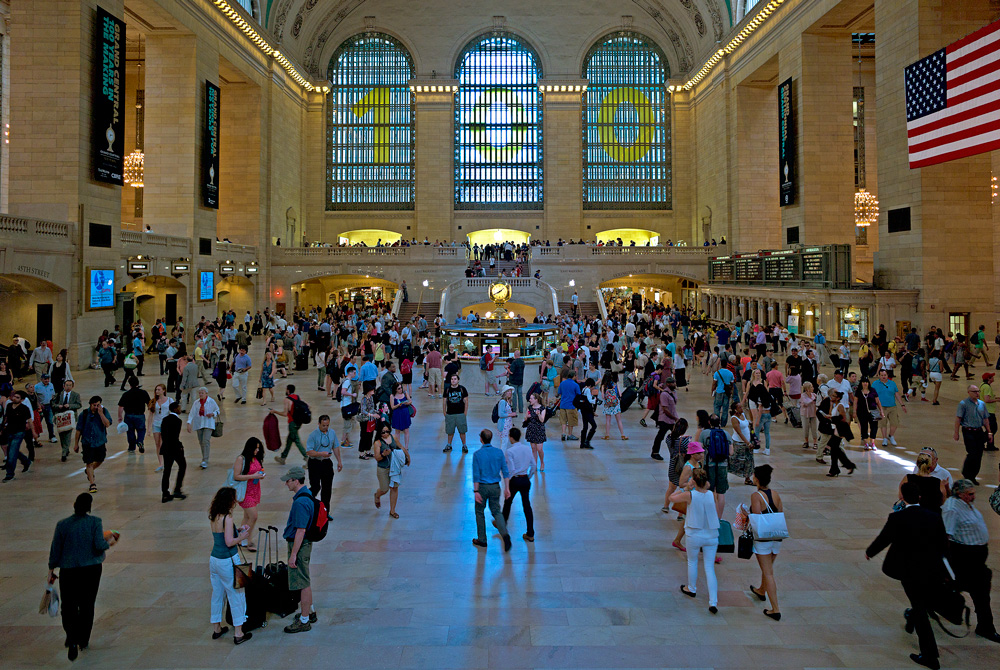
[349,85,658,164]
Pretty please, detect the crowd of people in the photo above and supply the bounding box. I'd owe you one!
[12,294,1000,665]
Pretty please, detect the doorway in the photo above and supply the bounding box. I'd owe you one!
[36,304,53,343]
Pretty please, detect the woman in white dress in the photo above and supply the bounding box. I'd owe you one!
[147,383,171,472]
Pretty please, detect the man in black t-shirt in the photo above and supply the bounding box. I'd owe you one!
[117,378,151,453]
[442,374,470,453]
[785,349,802,377]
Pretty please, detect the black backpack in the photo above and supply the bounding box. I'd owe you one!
[491,401,500,424]
[304,491,329,542]
[290,396,312,425]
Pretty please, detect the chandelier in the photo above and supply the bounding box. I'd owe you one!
[124,150,144,187]
[854,188,878,226]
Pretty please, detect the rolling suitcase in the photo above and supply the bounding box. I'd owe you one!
[263,413,282,451]
[783,399,802,428]
[620,387,638,412]
[259,526,300,617]
[226,528,269,631]
[295,351,309,371]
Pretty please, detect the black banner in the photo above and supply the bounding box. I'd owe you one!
[94,7,124,185]
[778,77,794,207]
[203,81,220,208]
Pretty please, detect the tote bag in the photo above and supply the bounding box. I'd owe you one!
[224,468,248,503]
[748,490,788,541]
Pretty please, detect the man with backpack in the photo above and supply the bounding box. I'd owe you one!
[701,414,731,517]
[272,385,311,465]
[711,362,735,424]
[280,466,319,634]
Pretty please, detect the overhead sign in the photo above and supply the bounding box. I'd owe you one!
[778,77,795,206]
[94,7,125,185]
[203,81,220,208]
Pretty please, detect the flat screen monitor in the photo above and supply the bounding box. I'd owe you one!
[89,269,114,309]
[199,271,214,301]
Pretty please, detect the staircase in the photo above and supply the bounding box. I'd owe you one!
[398,302,439,324]
[468,258,530,277]
[559,301,600,319]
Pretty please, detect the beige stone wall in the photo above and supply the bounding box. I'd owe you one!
[734,83,780,251]
[219,81,261,245]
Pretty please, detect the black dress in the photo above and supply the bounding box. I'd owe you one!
[525,405,546,444]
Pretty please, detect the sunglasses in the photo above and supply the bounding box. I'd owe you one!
[381,430,391,435]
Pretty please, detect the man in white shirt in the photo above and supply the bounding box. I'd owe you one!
[501,427,535,542]
[912,447,954,489]
[827,370,854,410]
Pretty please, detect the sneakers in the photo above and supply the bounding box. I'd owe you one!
[200,461,208,469]
[461,446,468,453]
[88,484,97,493]
[274,456,286,465]
[763,448,770,456]
[639,419,648,427]
[283,619,312,634]
[49,436,58,443]
[309,611,318,624]
[443,445,453,453]
[566,435,579,441]
[882,438,888,447]
[889,436,898,446]
[650,453,664,460]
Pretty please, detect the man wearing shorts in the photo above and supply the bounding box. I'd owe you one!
[699,416,730,517]
[872,369,906,447]
[281,466,316,634]
[73,396,112,493]
[442,374,470,453]
[555,370,581,441]
[425,345,443,398]
[980,372,998,451]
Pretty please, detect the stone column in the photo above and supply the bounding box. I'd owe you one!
[144,34,219,241]
[778,32,854,250]
[779,302,788,325]
[412,82,457,243]
[540,80,585,240]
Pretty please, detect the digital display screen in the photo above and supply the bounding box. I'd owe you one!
[89,269,115,309]
[199,271,214,301]
[482,344,501,356]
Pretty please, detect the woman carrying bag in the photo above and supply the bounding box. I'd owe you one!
[818,390,856,478]
[669,467,721,614]
[748,464,784,621]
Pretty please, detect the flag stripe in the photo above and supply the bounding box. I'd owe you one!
[947,20,1000,60]
[910,136,1000,168]
[947,48,1000,88]
[909,127,1000,164]
[907,104,1000,143]
[908,113,1000,153]
[947,76,1000,108]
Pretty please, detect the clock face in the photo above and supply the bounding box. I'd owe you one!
[490,282,510,302]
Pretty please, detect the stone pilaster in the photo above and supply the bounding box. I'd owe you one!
[541,80,585,240]
[412,81,456,242]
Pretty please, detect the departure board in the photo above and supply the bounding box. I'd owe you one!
[802,253,824,279]
[765,255,797,281]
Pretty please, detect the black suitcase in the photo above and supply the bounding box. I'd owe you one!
[620,387,638,412]
[225,528,268,631]
[295,351,309,371]
[259,526,300,617]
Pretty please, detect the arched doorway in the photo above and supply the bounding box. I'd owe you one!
[336,229,403,246]
[598,274,700,313]
[217,275,255,318]
[466,228,531,246]
[0,274,68,350]
[122,275,188,333]
[292,275,399,311]
[595,228,660,246]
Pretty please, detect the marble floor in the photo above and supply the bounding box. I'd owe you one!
[2,345,999,669]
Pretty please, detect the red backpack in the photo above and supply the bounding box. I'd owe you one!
[400,358,413,374]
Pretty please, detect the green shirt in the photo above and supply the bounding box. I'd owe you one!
[982,382,997,414]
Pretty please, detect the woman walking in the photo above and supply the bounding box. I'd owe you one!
[357,381,378,459]
[854,377,882,451]
[49,350,74,395]
[670,467,721,613]
[232,438,265,551]
[373,422,409,518]
[601,372,626,440]
[207,487,252,644]
[799,382,819,449]
[818,390,856,477]
[661,418,691,514]
[186,387,220,469]
[148,384,171,472]
[671,441,705,551]
[927,348,944,405]
[729,401,755,485]
[524,392,547,472]
[749,464,783,621]
[259,350,275,406]
[389,381,412,450]
[48,493,118,661]
[497,385,517,451]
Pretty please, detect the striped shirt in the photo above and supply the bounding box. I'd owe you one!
[942,496,989,546]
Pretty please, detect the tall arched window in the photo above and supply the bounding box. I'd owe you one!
[327,33,414,210]
[455,33,542,209]
[583,32,671,209]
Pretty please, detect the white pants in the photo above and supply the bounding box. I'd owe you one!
[685,529,719,607]
[232,371,249,400]
[209,554,246,626]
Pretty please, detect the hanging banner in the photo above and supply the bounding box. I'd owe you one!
[94,6,125,185]
[203,81,220,208]
[778,77,795,206]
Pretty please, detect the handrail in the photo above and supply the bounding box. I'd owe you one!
[120,230,190,250]
[391,288,404,318]
[596,288,608,321]
[0,215,74,239]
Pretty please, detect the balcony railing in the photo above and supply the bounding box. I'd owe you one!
[120,230,190,253]
[0,215,73,240]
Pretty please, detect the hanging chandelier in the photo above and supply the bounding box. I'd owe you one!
[854,187,878,226]
[124,150,144,187]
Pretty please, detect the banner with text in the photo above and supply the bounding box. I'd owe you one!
[203,81,220,208]
[778,77,795,207]
[94,7,125,185]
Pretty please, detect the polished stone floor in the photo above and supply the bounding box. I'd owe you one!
[3,344,999,669]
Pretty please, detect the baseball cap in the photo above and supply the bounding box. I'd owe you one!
[982,372,995,381]
[280,466,306,481]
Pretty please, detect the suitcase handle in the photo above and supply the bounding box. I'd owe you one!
[254,527,268,572]
[268,525,282,565]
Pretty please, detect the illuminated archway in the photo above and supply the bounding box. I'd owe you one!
[466,228,531,246]
[335,229,403,246]
[595,228,660,246]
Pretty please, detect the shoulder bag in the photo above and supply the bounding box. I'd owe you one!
[748,490,789,541]
[737,528,754,559]
[224,468,248,502]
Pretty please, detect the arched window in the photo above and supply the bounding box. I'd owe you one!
[455,33,542,209]
[583,32,671,209]
[327,33,414,210]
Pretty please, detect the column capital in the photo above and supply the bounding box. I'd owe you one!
[409,79,458,105]
[539,78,587,106]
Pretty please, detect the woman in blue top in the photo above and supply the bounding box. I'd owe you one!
[208,487,252,645]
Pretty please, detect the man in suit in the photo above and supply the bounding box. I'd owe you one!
[158,402,187,503]
[866,482,948,670]
[51,380,82,462]
[178,355,199,411]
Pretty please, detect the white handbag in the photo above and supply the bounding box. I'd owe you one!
[54,410,76,433]
[748,490,789,541]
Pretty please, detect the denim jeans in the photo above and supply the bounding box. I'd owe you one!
[759,411,772,450]
[713,393,731,424]
[3,431,29,478]
[511,385,524,413]
[124,413,146,449]
[41,403,55,438]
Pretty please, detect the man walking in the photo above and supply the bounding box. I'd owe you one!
[442,373,470,453]
[501,427,535,542]
[159,402,187,503]
[425,344,443,398]
[954,385,990,485]
[117,377,150,453]
[305,415,341,510]
[651,376,677,461]
[232,345,252,405]
[34,373,57,443]
[471,429,512,552]
[273,385,308,465]
[52,380,82,462]
[28,341,53,382]
[73,396,112,494]
[711,363,734,424]
[178,354,199,410]
[281,466,317,633]
[873,369,906,447]
[505,350,525,414]
[97,340,116,388]
[865,482,947,670]
[555,370,581,442]
[942,479,1000,643]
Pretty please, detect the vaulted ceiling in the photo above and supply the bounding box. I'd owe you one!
[261,0,734,79]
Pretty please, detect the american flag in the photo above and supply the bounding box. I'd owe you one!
[905,19,1000,169]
